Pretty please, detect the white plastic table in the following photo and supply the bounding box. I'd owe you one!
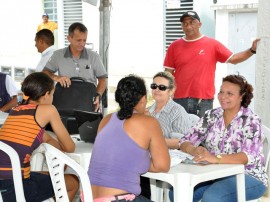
[67,135,93,170]
[142,163,245,202]
[31,134,93,171]
[31,132,245,202]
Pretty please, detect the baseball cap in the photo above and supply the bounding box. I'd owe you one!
[180,11,200,22]
[42,13,49,18]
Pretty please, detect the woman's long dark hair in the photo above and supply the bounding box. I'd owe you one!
[115,75,146,120]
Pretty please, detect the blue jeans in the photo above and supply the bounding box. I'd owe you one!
[0,172,54,202]
[173,98,213,118]
[169,174,266,202]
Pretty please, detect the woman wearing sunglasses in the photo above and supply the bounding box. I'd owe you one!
[148,71,193,149]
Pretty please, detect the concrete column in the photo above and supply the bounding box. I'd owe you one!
[255,0,270,127]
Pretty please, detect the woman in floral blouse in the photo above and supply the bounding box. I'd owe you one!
[170,74,268,202]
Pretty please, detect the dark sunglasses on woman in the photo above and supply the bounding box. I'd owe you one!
[150,83,170,91]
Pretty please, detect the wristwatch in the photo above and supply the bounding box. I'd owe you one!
[216,155,222,164]
[250,48,256,54]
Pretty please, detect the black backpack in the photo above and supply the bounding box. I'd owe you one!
[50,77,97,134]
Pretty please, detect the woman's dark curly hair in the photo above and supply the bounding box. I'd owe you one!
[21,72,54,104]
[115,75,146,120]
[222,74,253,108]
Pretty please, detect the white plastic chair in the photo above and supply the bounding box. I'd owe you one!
[37,143,93,202]
[248,124,270,202]
[189,113,200,127]
[0,141,26,202]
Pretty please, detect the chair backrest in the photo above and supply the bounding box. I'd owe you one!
[262,125,270,197]
[38,143,93,202]
[189,113,200,127]
[0,141,26,202]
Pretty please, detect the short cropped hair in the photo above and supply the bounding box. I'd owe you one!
[35,29,54,46]
[68,22,88,36]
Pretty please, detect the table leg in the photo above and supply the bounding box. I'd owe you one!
[236,173,246,202]
[174,173,193,202]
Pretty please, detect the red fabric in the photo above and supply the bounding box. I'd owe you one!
[164,36,233,99]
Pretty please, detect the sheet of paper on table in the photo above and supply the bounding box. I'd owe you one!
[169,149,193,167]
[169,149,210,167]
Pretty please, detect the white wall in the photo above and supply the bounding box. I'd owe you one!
[109,0,164,78]
[211,0,258,108]
[107,0,164,111]
[194,0,216,38]
[216,0,257,4]
[82,2,100,52]
[0,0,43,91]
[0,0,43,69]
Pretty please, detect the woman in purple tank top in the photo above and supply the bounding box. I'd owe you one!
[88,75,170,202]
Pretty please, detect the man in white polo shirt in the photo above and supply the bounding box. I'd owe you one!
[35,29,55,72]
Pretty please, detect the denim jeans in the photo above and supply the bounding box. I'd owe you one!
[173,98,213,118]
[0,172,54,202]
[169,174,266,202]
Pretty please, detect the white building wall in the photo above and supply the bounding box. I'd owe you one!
[0,0,43,90]
[211,0,258,108]
[82,2,100,51]
[107,0,164,111]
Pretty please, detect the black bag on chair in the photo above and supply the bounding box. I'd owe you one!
[50,77,97,134]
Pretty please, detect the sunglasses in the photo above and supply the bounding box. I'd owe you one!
[150,83,170,91]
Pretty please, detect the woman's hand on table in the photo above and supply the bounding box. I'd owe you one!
[192,147,218,164]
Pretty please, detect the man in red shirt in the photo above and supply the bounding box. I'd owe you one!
[164,11,259,117]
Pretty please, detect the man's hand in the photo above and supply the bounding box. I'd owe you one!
[55,76,71,88]
[42,70,71,88]
[251,38,260,52]
[93,94,101,112]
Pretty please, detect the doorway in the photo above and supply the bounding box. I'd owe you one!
[228,12,257,110]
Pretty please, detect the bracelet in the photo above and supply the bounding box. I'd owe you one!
[216,154,222,164]
[178,140,181,150]
[250,48,256,54]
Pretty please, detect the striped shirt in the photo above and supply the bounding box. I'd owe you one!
[148,99,192,138]
[0,104,44,179]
